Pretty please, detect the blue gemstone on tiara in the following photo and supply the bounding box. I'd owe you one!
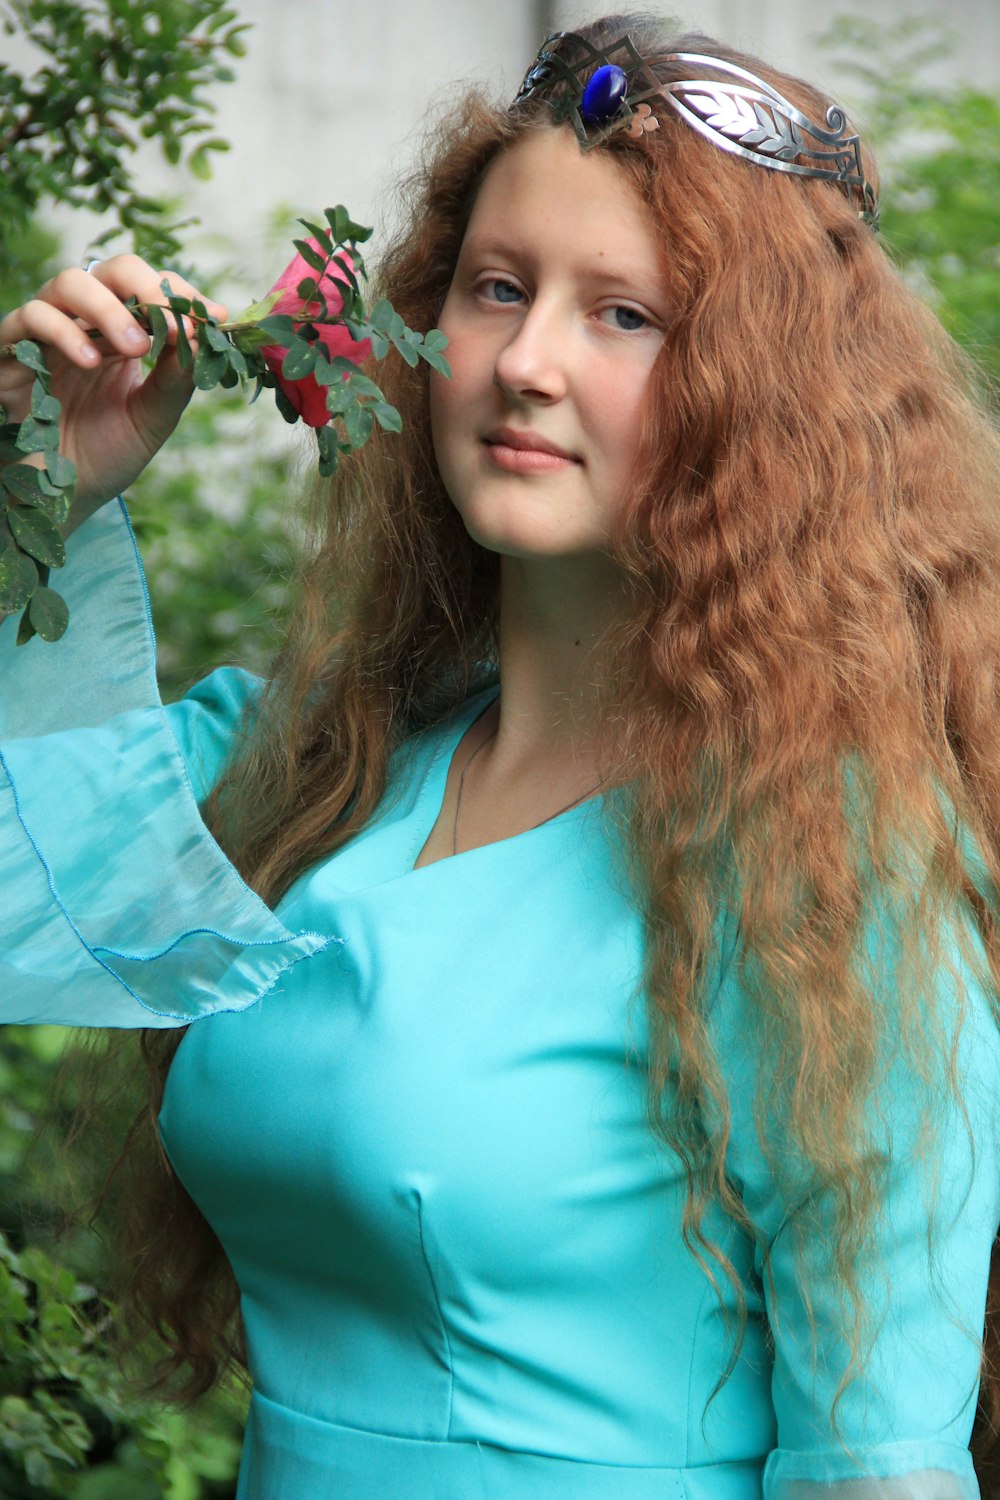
[580,64,628,124]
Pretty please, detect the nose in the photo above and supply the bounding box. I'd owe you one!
[492,299,568,405]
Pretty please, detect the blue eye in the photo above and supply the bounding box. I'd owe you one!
[606,305,648,332]
[482,279,523,304]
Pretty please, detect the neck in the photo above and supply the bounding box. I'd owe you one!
[488,551,628,773]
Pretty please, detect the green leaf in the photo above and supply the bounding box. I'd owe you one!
[314,355,375,393]
[231,325,272,356]
[0,547,38,612]
[15,414,59,453]
[9,507,67,568]
[2,464,47,504]
[371,401,403,433]
[312,354,339,387]
[293,239,328,274]
[394,339,420,369]
[13,340,48,376]
[15,607,36,645]
[325,206,372,244]
[224,25,251,56]
[28,587,69,642]
[44,452,76,488]
[273,385,299,424]
[189,145,213,180]
[297,220,333,254]
[316,424,342,477]
[421,349,452,378]
[343,369,384,400]
[330,253,360,293]
[255,314,297,343]
[423,329,449,353]
[369,299,395,334]
[324,382,355,415]
[147,302,169,362]
[173,313,193,370]
[158,278,189,312]
[25,487,71,526]
[281,340,317,380]
[30,380,61,421]
[341,404,372,449]
[229,289,283,325]
[224,342,248,379]
[297,277,319,302]
[192,346,228,390]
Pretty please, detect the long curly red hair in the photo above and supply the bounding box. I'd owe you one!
[104,13,1000,1477]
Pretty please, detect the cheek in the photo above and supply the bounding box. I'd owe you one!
[592,354,659,460]
[429,366,463,466]
[429,325,488,453]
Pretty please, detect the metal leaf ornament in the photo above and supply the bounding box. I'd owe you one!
[682,90,801,160]
[660,56,879,226]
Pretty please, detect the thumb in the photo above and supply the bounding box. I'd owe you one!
[128,344,197,452]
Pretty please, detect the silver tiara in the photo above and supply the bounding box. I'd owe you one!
[514,32,880,230]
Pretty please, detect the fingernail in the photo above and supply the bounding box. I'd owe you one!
[123,325,148,347]
[80,343,99,363]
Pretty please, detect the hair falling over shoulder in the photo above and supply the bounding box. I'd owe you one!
[104,12,1000,1468]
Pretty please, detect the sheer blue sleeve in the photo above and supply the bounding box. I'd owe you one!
[714,897,1000,1499]
[0,499,334,1029]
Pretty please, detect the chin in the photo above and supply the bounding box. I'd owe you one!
[455,496,603,561]
[461,516,595,561]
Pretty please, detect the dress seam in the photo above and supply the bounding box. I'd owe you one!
[414,1191,455,1438]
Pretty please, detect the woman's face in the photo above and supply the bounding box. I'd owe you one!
[430,128,669,561]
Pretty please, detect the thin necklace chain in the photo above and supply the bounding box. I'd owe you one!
[452,724,606,857]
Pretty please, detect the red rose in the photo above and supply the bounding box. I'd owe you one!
[260,239,370,428]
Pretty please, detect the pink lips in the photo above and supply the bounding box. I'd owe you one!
[483,427,579,474]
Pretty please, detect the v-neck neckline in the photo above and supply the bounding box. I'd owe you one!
[406,685,604,875]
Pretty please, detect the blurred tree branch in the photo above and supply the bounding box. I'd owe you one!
[0,0,250,297]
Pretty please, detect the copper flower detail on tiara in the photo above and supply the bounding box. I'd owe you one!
[627,103,659,140]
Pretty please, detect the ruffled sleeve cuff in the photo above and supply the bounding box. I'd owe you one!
[0,498,334,1029]
[765,1441,980,1498]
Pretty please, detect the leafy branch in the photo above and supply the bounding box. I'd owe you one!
[0,205,450,645]
[1,0,247,288]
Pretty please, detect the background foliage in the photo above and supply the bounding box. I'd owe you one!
[0,0,247,301]
[819,11,1000,386]
[1,6,998,1496]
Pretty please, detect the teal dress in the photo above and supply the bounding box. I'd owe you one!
[2,501,997,1499]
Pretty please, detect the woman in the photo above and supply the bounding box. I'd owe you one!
[1,15,999,1499]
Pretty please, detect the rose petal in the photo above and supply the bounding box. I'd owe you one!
[259,237,371,429]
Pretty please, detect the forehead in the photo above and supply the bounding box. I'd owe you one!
[461,128,661,283]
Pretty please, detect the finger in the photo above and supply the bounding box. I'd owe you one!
[0,285,109,368]
[11,266,151,363]
[95,257,228,339]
